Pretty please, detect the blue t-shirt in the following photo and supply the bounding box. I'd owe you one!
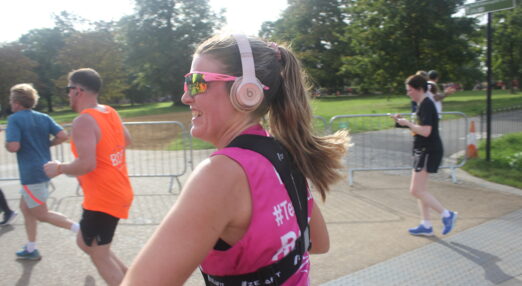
[6,110,63,185]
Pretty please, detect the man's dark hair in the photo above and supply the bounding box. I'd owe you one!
[428,70,439,80]
[68,68,102,93]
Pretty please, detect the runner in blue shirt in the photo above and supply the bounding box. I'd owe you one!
[5,83,79,260]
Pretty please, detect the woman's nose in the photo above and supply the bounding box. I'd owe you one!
[181,91,193,105]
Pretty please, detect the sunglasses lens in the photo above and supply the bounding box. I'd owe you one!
[65,86,77,93]
[184,74,207,96]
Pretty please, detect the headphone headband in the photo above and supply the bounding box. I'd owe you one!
[233,34,256,82]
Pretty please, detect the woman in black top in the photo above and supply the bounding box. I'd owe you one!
[391,74,457,236]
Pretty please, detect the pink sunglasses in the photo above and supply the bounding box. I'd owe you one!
[184,71,268,96]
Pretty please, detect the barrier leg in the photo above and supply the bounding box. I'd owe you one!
[450,168,458,183]
[168,176,183,194]
[76,184,82,196]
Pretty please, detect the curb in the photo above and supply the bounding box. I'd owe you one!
[446,151,522,197]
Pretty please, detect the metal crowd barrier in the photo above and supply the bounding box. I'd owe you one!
[0,121,190,193]
[313,115,329,135]
[186,115,330,171]
[329,112,469,185]
[0,127,26,182]
[4,108,519,189]
[479,106,522,138]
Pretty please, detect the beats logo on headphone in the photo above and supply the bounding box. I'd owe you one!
[230,34,265,112]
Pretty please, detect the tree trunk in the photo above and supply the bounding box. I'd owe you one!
[45,92,54,113]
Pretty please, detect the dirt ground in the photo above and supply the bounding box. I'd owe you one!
[124,111,192,126]
[123,111,193,150]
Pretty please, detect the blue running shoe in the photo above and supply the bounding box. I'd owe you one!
[442,211,458,235]
[16,247,42,261]
[408,224,433,236]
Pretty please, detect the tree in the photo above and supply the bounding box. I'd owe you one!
[122,0,224,105]
[55,27,130,104]
[260,0,350,93]
[0,44,38,117]
[492,6,522,93]
[340,0,481,94]
[19,28,67,112]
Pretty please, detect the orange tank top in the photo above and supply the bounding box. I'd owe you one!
[71,105,133,219]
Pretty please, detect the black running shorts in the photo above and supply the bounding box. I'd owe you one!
[80,209,120,246]
[413,148,443,173]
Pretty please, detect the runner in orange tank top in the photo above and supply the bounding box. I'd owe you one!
[71,106,133,219]
[44,68,133,286]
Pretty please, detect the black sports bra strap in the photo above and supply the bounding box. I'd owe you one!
[226,135,308,236]
[202,134,310,285]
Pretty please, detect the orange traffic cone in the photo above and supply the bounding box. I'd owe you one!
[467,120,478,158]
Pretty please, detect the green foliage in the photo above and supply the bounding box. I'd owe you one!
[492,6,522,94]
[260,0,350,92]
[340,0,482,94]
[1,1,521,115]
[462,132,522,189]
[508,152,522,170]
[122,0,225,105]
[19,28,67,113]
[55,28,130,104]
[0,44,39,116]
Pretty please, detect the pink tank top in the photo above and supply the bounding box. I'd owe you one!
[200,124,314,285]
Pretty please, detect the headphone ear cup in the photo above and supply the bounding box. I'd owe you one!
[230,77,264,112]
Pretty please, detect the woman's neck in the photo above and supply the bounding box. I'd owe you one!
[214,121,260,149]
[415,93,427,104]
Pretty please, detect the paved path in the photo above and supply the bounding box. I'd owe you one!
[323,209,522,285]
[1,110,521,285]
[1,167,522,285]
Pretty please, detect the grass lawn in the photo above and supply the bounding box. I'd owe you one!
[1,89,519,125]
[1,89,519,188]
[462,132,522,189]
[310,89,522,120]
[311,90,522,133]
[34,102,189,124]
[168,135,215,151]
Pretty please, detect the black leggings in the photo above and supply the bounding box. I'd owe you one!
[0,189,12,213]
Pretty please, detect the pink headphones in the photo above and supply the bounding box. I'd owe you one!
[229,34,265,112]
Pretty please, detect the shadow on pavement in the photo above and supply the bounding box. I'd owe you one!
[15,259,41,286]
[433,238,514,284]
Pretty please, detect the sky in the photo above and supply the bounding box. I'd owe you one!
[0,0,288,43]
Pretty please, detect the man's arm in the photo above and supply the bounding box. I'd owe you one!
[434,86,456,101]
[44,114,99,178]
[5,141,20,153]
[50,130,69,146]
[433,93,445,101]
[4,118,20,153]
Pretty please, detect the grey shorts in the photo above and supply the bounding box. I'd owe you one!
[20,182,49,208]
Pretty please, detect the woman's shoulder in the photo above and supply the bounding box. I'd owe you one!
[189,154,247,192]
[421,96,436,109]
[181,154,250,221]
